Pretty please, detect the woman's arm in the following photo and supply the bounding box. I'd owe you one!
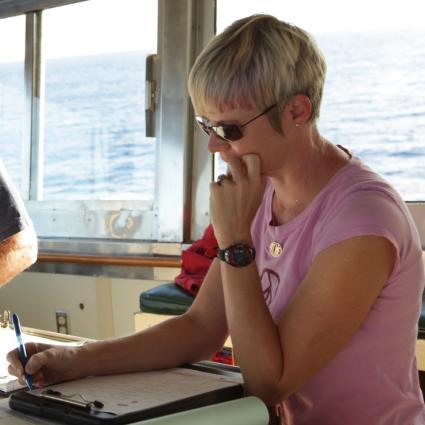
[79,259,229,377]
[8,259,229,386]
[210,154,397,406]
[221,234,395,405]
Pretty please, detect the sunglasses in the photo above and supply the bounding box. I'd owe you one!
[195,103,277,142]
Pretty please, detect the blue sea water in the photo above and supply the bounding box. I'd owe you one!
[0,30,424,201]
[0,51,154,201]
[317,30,425,201]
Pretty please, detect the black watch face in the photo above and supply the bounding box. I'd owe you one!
[233,245,248,265]
[227,244,254,267]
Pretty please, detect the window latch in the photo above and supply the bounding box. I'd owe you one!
[145,54,158,138]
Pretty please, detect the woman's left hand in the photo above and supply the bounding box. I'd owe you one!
[210,154,266,248]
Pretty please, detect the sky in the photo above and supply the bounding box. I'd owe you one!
[0,0,424,63]
[0,0,158,63]
[217,0,425,33]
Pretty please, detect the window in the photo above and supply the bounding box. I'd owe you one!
[43,0,157,201]
[0,0,198,243]
[216,0,425,201]
[0,15,26,196]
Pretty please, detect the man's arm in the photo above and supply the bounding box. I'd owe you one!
[0,226,38,287]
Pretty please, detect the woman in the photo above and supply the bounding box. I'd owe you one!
[8,15,425,424]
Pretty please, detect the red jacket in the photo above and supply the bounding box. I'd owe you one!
[174,224,217,295]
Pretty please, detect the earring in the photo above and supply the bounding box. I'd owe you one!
[295,123,301,127]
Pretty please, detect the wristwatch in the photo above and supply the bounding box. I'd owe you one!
[217,243,256,268]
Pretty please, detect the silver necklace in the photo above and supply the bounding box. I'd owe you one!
[269,200,283,257]
[269,196,302,257]
[268,139,328,257]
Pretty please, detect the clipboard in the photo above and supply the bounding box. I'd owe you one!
[9,363,245,424]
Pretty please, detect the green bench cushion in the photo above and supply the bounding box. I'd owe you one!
[140,283,195,315]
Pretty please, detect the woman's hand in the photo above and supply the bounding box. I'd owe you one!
[7,342,85,387]
[210,154,266,248]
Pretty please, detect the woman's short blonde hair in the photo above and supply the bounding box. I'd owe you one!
[188,14,327,131]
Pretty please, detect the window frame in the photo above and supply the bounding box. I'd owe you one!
[0,0,86,19]
[1,0,423,264]
[0,0,215,252]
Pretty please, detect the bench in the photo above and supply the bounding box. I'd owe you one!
[136,282,233,355]
[139,282,194,316]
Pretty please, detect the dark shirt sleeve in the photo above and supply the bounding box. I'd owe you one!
[0,160,32,242]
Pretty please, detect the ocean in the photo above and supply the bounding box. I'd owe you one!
[0,30,424,201]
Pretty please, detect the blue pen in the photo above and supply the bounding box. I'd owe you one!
[12,313,33,390]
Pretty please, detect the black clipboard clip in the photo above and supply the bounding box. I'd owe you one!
[40,389,104,411]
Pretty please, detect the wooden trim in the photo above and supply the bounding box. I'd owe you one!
[21,326,93,343]
[37,253,181,268]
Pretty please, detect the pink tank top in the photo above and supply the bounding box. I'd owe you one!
[251,156,425,424]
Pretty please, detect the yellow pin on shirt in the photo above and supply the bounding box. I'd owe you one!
[269,241,283,257]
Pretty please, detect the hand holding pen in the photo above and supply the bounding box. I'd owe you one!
[7,328,87,388]
[12,313,33,390]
